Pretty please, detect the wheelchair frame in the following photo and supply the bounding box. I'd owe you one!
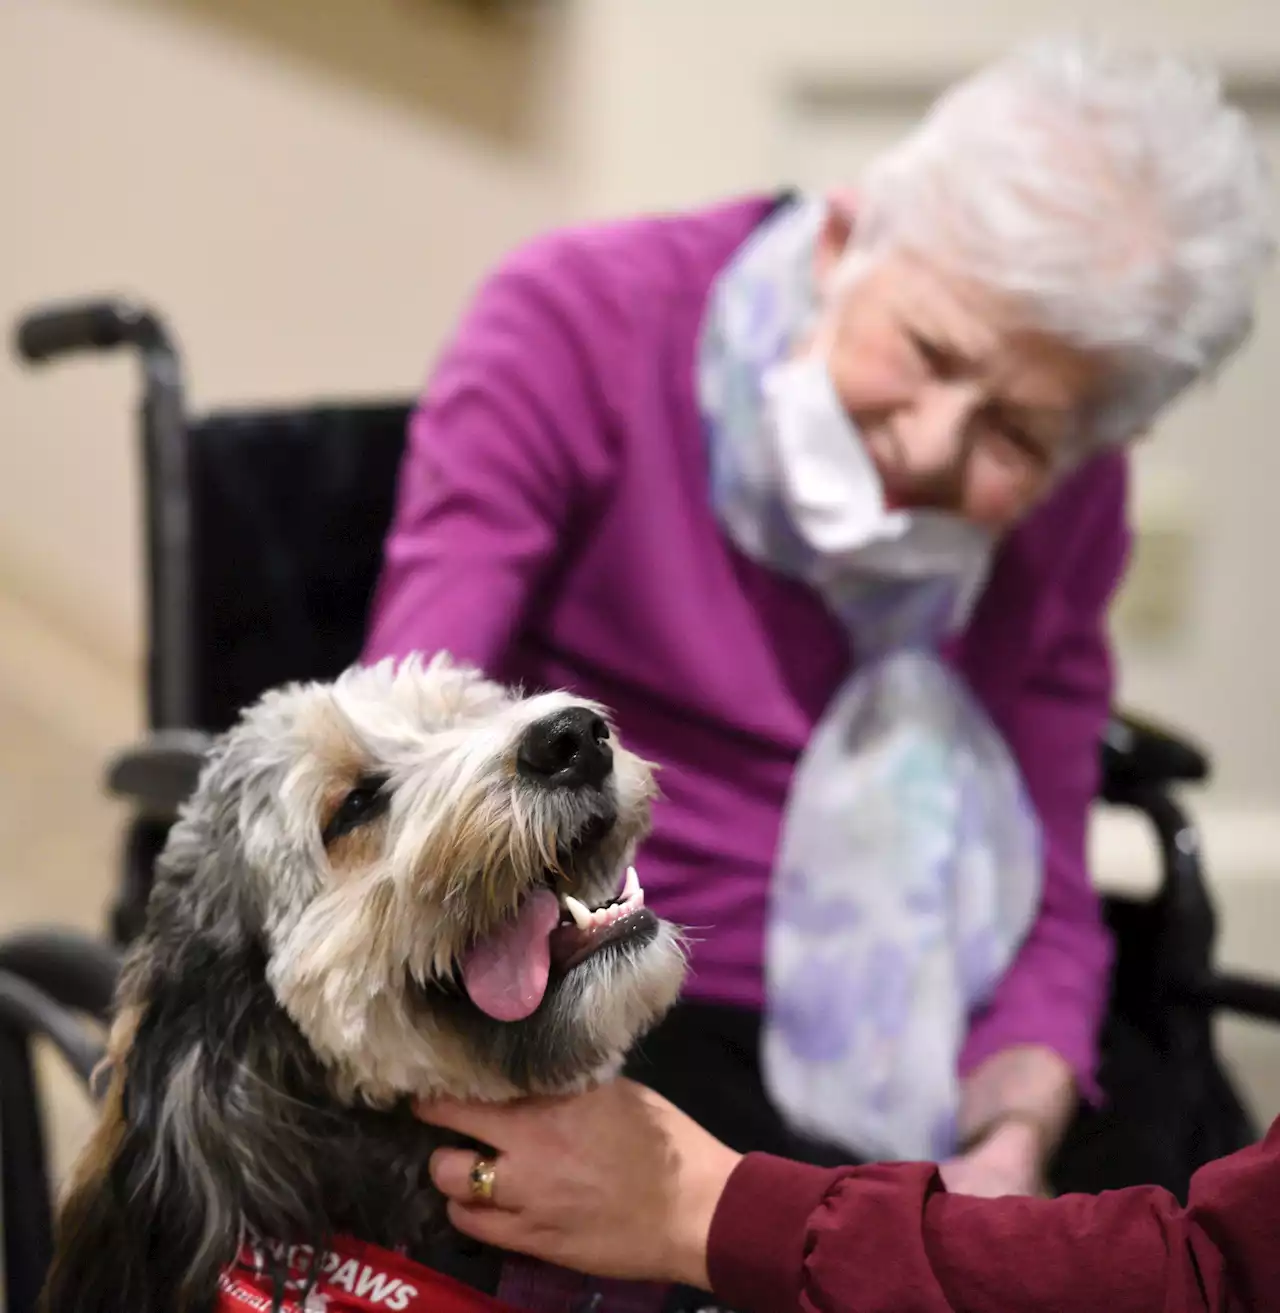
[6,294,1280,1313]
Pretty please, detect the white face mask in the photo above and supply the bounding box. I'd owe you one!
[762,353,994,621]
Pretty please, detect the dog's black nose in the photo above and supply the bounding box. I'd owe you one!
[517,708,613,789]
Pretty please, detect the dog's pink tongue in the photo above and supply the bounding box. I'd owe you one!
[460,888,561,1022]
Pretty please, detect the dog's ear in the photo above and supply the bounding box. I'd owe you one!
[40,770,343,1313]
[40,925,341,1313]
[41,727,441,1313]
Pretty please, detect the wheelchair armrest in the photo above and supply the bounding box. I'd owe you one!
[0,958,115,1313]
[0,971,106,1088]
[1101,709,1210,802]
[1177,969,1280,1024]
[0,929,121,1021]
[1103,785,1217,994]
[104,728,214,814]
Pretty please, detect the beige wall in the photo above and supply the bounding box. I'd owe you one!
[6,0,1280,805]
[570,0,1280,216]
[1,0,585,704]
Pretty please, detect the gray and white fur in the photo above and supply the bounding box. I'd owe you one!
[42,652,686,1313]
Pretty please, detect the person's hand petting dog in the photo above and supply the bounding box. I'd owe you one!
[417,1058,1061,1288]
[417,1075,1049,1288]
[418,1079,742,1290]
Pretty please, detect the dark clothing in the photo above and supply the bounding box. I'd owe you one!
[625,1001,860,1170]
[624,1000,1204,1188]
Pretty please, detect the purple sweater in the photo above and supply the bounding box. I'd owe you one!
[362,194,1130,1100]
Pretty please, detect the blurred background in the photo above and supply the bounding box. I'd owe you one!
[3,0,1280,1195]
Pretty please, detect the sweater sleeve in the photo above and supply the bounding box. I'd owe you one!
[958,453,1132,1104]
[708,1117,1280,1312]
[362,247,614,676]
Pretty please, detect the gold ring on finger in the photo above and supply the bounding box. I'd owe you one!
[468,1154,498,1205]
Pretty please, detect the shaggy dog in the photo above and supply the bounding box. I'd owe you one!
[42,653,687,1313]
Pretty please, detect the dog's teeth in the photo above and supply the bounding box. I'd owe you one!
[623,865,640,899]
[562,895,593,931]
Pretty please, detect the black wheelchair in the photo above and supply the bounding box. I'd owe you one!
[5,295,1280,1313]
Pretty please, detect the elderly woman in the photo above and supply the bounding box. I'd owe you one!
[363,35,1272,1204]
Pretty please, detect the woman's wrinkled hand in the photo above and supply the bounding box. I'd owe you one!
[416,1078,742,1291]
[939,1118,1047,1199]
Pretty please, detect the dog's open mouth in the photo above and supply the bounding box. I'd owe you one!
[551,864,650,973]
[457,865,656,1024]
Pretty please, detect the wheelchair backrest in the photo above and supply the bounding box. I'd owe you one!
[183,401,411,732]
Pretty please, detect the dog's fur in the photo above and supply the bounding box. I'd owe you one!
[42,653,686,1313]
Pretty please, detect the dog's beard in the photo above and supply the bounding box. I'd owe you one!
[410,862,685,1094]
[269,781,685,1106]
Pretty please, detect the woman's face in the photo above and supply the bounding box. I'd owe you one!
[811,210,1108,530]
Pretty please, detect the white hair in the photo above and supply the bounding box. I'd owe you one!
[846,34,1276,443]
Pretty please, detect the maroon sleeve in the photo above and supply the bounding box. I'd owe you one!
[708,1117,1280,1312]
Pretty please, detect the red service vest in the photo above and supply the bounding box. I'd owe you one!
[217,1236,520,1313]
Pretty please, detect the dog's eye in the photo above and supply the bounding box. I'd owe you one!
[322,774,391,846]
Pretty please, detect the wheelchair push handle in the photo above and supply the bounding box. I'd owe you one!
[14,297,172,364]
